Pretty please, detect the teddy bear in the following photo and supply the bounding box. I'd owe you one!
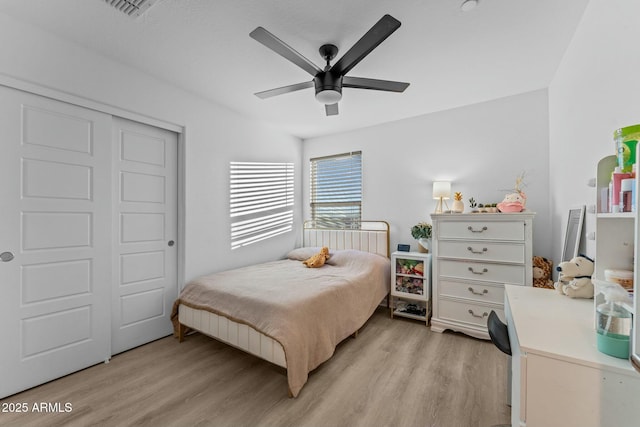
[554,254,595,298]
[532,256,554,289]
[302,246,330,268]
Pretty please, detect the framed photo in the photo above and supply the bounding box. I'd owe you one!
[397,244,410,252]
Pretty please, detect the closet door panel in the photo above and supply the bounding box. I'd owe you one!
[0,86,112,399]
[111,117,178,355]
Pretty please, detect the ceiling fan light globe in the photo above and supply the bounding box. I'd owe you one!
[315,89,342,105]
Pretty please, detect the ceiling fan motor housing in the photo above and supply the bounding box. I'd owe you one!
[314,72,343,104]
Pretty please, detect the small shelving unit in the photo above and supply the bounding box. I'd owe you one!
[390,251,432,325]
[594,155,636,310]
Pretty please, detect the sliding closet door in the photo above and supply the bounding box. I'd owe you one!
[111,117,178,354]
[0,86,112,398]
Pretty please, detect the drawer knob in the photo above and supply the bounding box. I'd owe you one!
[468,309,489,319]
[467,226,488,233]
[467,246,488,254]
[467,287,489,296]
[468,267,488,274]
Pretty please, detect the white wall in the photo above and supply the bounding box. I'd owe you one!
[302,90,552,258]
[549,0,640,263]
[0,13,303,283]
[9,0,630,281]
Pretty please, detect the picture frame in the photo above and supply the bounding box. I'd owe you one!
[561,205,585,262]
[397,244,410,252]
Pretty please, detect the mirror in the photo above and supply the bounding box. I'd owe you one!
[561,206,585,262]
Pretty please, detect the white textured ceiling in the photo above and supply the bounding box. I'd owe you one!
[0,0,589,139]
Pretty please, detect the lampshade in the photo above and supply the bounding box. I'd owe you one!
[432,181,451,200]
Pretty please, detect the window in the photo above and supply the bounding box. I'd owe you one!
[230,161,294,249]
[310,151,362,228]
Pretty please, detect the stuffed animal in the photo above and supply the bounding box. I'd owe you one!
[532,256,554,289]
[302,247,330,268]
[497,191,526,213]
[554,254,595,298]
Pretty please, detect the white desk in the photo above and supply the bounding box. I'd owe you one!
[505,285,640,427]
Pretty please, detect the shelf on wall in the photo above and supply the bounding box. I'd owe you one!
[596,212,636,219]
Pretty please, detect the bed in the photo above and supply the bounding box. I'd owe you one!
[171,220,390,397]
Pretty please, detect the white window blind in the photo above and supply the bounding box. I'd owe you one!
[230,161,294,249]
[310,151,362,228]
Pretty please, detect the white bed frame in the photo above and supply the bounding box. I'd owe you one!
[177,220,390,371]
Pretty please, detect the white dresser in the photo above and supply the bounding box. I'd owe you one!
[430,212,534,339]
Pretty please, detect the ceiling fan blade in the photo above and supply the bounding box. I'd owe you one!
[343,76,409,92]
[330,14,401,77]
[254,81,314,99]
[325,103,339,116]
[250,27,323,77]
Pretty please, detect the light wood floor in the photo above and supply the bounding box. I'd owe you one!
[0,308,511,427]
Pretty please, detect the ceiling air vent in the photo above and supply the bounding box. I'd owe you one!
[102,0,161,18]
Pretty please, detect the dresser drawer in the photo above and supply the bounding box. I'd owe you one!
[438,279,504,305]
[438,260,525,285]
[437,240,525,263]
[438,298,504,328]
[437,220,525,241]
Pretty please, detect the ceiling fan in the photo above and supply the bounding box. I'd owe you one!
[249,14,410,116]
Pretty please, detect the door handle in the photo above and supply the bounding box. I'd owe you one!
[168,240,175,247]
[0,252,14,262]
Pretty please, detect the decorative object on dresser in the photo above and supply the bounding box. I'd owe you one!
[410,221,432,253]
[433,181,451,213]
[430,212,535,339]
[452,192,464,213]
[468,197,478,213]
[390,251,432,325]
[497,172,527,213]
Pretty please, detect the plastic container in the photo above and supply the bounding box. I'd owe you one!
[611,167,632,212]
[614,124,640,173]
[596,302,631,359]
[621,178,634,212]
[605,269,634,291]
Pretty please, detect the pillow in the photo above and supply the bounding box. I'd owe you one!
[324,249,366,266]
[286,247,333,261]
[286,247,386,266]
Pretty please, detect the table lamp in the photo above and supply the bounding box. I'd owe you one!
[433,181,451,213]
